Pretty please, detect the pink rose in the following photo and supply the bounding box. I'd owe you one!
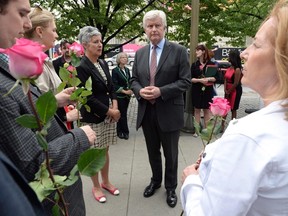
[0,38,47,80]
[69,42,84,57]
[209,97,231,117]
[67,65,75,72]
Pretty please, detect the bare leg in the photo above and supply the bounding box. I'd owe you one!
[221,115,227,132]
[194,108,201,125]
[101,148,119,192]
[91,172,105,198]
[203,109,211,129]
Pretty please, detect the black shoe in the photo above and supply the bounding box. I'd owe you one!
[123,133,129,140]
[166,190,177,208]
[117,132,124,139]
[143,182,161,198]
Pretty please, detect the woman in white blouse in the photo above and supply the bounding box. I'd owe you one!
[181,0,288,215]
[24,6,79,126]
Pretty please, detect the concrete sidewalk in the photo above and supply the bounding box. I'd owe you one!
[82,85,260,216]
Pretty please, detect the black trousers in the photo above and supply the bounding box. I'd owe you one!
[117,97,130,135]
[141,103,179,191]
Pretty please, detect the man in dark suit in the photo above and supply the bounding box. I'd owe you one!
[0,1,96,215]
[131,10,191,208]
[52,39,71,76]
[0,151,45,215]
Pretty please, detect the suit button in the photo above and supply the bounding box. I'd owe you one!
[106,92,109,95]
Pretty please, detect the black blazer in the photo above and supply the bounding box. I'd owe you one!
[131,40,191,132]
[52,56,65,76]
[111,66,131,99]
[76,56,117,124]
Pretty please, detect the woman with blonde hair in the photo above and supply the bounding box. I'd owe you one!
[24,6,79,127]
[181,0,288,215]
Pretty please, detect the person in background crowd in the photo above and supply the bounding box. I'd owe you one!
[24,7,79,129]
[191,44,217,137]
[131,10,191,208]
[112,52,133,140]
[77,26,121,203]
[53,39,71,76]
[221,49,243,132]
[181,0,288,215]
[0,2,96,215]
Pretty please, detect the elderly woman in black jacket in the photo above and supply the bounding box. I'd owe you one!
[77,26,121,203]
[112,52,133,140]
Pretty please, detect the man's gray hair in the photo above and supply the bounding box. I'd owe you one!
[78,26,101,44]
[143,10,167,29]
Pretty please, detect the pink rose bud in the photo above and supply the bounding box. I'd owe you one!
[67,65,75,72]
[209,97,231,117]
[0,38,47,80]
[69,42,84,57]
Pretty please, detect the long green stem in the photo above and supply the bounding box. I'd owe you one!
[27,89,69,216]
[207,116,218,145]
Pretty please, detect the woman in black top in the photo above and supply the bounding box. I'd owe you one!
[112,52,133,140]
[191,45,217,135]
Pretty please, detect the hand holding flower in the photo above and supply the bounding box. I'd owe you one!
[66,108,82,122]
[55,87,76,107]
[181,164,199,183]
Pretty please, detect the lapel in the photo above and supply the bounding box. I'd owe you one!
[144,45,151,80]
[83,56,109,90]
[117,67,129,81]
[156,40,171,74]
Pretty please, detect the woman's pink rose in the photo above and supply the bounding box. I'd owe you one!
[0,38,47,80]
[69,42,84,57]
[209,97,231,117]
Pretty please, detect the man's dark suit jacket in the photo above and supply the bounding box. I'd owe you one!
[52,55,65,76]
[131,40,191,132]
[77,56,117,124]
[0,151,45,215]
[0,65,90,216]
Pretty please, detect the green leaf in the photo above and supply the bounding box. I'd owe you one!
[70,88,83,100]
[85,77,92,91]
[69,77,81,87]
[36,91,57,125]
[78,148,106,176]
[59,67,70,82]
[29,180,54,202]
[29,166,54,201]
[81,90,92,97]
[36,131,48,150]
[84,104,91,112]
[52,204,61,216]
[57,82,67,93]
[71,55,81,67]
[16,114,38,128]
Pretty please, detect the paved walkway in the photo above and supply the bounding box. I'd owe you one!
[82,85,261,216]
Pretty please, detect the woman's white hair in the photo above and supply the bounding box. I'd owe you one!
[78,26,101,44]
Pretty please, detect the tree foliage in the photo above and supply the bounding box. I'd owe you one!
[31,0,275,52]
